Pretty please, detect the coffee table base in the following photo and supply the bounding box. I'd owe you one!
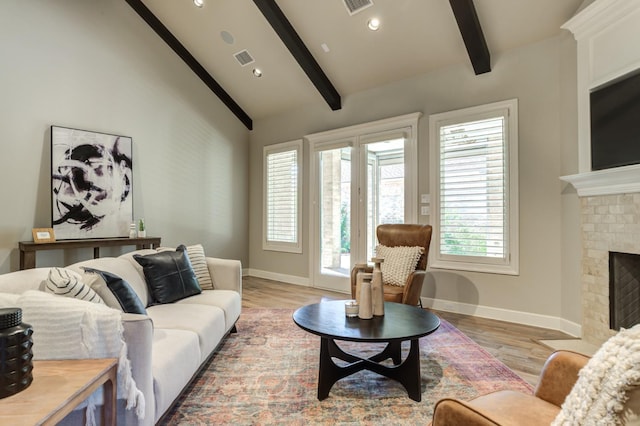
[318,338,422,402]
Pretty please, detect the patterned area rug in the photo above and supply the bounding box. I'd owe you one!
[161,308,533,425]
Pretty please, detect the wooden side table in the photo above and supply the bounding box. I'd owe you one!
[0,358,118,425]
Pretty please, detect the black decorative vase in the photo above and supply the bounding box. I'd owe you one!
[0,308,33,398]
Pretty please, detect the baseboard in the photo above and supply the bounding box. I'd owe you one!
[244,268,310,287]
[421,297,581,337]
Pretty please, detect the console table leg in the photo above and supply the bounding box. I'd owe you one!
[20,251,35,270]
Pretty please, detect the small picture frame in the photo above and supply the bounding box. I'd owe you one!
[32,228,56,244]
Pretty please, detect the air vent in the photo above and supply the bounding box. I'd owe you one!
[343,0,373,15]
[234,50,254,67]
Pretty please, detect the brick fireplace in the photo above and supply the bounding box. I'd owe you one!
[580,194,640,345]
[562,0,640,346]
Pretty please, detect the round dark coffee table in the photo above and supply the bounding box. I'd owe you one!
[292,300,440,402]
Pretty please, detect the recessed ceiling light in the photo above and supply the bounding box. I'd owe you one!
[194,0,204,8]
[367,18,380,31]
[253,68,263,78]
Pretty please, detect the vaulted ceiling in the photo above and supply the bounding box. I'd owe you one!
[128,0,584,129]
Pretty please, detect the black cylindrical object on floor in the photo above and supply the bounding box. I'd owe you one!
[0,307,33,398]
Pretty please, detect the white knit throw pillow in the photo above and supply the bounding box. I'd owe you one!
[552,324,640,426]
[375,245,424,286]
[44,267,104,304]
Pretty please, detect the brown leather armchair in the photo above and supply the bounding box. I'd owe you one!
[350,224,432,306]
[429,350,589,426]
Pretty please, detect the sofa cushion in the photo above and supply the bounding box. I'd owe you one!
[146,303,225,362]
[68,258,151,307]
[151,328,201,421]
[176,290,241,332]
[81,267,147,315]
[43,267,104,304]
[134,245,202,304]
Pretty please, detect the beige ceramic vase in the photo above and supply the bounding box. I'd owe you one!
[371,257,385,316]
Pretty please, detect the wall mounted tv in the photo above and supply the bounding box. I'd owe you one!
[590,71,640,171]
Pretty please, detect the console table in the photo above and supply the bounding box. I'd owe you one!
[19,237,161,270]
[0,358,118,425]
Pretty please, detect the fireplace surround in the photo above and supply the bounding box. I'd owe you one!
[562,0,640,346]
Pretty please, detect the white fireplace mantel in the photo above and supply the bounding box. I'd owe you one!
[560,164,640,197]
[560,0,640,197]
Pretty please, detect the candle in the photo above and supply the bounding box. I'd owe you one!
[345,300,359,317]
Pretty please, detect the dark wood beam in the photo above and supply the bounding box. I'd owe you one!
[125,0,253,130]
[253,0,341,111]
[449,0,491,75]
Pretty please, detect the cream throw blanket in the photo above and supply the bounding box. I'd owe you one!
[16,290,145,425]
[553,324,640,426]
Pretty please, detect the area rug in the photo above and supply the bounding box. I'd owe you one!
[161,308,533,425]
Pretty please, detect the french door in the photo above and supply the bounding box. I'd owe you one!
[308,115,419,293]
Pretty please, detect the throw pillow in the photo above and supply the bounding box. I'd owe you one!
[375,245,424,287]
[156,244,214,290]
[133,244,202,304]
[43,267,104,304]
[81,267,147,315]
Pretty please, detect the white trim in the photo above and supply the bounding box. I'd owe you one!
[421,297,582,337]
[262,139,303,254]
[560,164,640,196]
[305,112,422,144]
[245,268,310,287]
[562,0,640,174]
[429,99,519,275]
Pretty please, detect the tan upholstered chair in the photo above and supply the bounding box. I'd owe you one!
[430,349,640,426]
[429,350,588,426]
[350,224,432,306]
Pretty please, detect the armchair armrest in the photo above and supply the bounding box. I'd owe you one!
[431,398,500,426]
[206,257,242,295]
[534,350,589,407]
[402,270,426,306]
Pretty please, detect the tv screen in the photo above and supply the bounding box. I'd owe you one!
[590,71,640,171]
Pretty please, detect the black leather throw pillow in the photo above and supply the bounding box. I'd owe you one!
[133,244,202,304]
[82,267,147,315]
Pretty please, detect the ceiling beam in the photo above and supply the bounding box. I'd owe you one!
[253,0,342,111]
[125,0,253,130]
[449,0,491,75]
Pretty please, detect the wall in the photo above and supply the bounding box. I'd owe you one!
[249,33,582,332]
[0,0,249,273]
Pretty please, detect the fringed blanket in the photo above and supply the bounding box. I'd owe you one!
[553,325,640,426]
[17,290,145,425]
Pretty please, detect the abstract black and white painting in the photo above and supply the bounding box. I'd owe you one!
[51,126,133,240]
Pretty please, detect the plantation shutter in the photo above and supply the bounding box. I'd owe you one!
[439,115,507,259]
[266,149,298,244]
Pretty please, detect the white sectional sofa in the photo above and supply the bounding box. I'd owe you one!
[0,247,242,425]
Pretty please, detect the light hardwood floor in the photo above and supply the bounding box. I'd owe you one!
[242,276,576,386]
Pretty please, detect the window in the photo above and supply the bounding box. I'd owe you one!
[263,140,302,253]
[429,99,519,275]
